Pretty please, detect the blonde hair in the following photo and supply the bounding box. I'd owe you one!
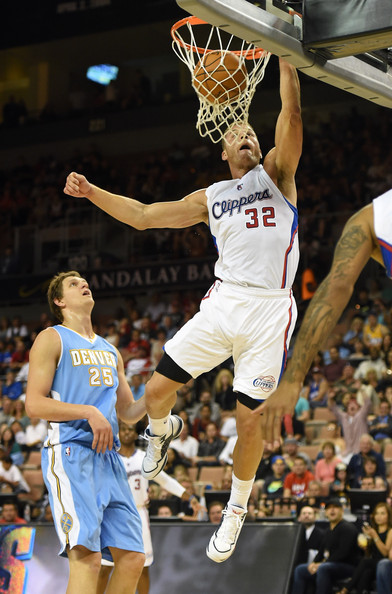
[214,368,234,393]
[47,270,81,322]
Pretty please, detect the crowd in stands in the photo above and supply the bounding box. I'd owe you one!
[1,106,392,285]
[0,278,391,528]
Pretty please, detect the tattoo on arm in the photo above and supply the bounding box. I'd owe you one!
[284,224,369,383]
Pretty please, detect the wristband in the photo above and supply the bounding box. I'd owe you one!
[189,494,197,503]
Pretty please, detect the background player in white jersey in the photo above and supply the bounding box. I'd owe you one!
[26,271,147,594]
[64,56,302,563]
[255,189,392,448]
[97,421,203,594]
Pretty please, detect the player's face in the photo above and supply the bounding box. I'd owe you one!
[222,124,262,169]
[57,276,94,311]
[119,424,137,445]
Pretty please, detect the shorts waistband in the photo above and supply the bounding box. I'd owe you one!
[216,280,292,298]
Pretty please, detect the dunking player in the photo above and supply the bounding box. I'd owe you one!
[64,57,302,563]
[254,189,392,446]
[97,422,203,594]
[25,271,146,594]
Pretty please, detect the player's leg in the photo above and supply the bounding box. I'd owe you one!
[206,398,262,563]
[143,284,232,479]
[105,548,145,594]
[67,545,102,594]
[96,562,113,594]
[137,567,150,594]
[141,368,186,479]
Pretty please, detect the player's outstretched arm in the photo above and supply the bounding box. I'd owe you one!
[26,328,114,453]
[253,205,376,447]
[64,171,208,230]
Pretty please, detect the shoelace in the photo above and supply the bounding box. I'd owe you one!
[141,432,166,461]
[218,508,244,542]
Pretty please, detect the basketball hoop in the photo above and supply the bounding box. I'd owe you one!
[171,16,271,144]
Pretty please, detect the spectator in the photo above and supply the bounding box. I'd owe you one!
[348,338,368,366]
[5,316,28,341]
[362,311,389,350]
[333,364,360,403]
[157,505,173,518]
[369,400,392,446]
[219,435,237,466]
[128,373,145,402]
[192,422,225,468]
[1,370,23,401]
[0,455,29,494]
[24,417,47,452]
[283,457,315,499]
[190,389,221,427]
[342,317,364,355]
[303,367,329,409]
[347,434,386,488]
[9,338,29,372]
[328,394,371,462]
[103,322,120,347]
[283,438,312,471]
[295,505,324,565]
[162,448,183,476]
[191,403,214,441]
[355,455,387,490]
[291,499,359,594]
[337,502,392,594]
[0,427,23,466]
[354,345,387,381]
[329,463,350,498]
[170,422,199,466]
[0,396,13,426]
[314,442,342,489]
[0,501,27,524]
[8,399,30,430]
[208,501,224,524]
[324,346,348,385]
[261,454,288,500]
[213,369,236,413]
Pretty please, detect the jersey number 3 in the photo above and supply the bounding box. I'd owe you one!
[245,207,276,228]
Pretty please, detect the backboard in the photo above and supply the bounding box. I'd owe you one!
[176,0,392,108]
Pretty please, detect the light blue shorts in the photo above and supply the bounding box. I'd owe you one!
[41,443,144,558]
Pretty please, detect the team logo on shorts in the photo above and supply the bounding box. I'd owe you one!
[253,375,276,392]
[65,446,71,456]
[60,512,73,534]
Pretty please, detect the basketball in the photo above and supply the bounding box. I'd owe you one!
[193,51,248,105]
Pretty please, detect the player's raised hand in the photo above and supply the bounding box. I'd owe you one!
[87,406,114,453]
[64,171,91,198]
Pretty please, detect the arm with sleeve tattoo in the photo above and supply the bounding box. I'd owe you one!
[254,205,378,446]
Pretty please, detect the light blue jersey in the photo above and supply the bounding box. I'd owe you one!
[45,325,120,449]
[41,325,144,557]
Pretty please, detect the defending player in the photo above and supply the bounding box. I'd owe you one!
[25,271,146,594]
[64,57,302,563]
[97,422,203,594]
[254,189,392,446]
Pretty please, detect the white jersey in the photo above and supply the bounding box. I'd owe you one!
[373,189,392,279]
[118,448,186,568]
[207,164,299,289]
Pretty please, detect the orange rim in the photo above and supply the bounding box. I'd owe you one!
[171,15,267,59]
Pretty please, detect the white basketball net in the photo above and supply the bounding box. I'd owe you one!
[171,17,271,144]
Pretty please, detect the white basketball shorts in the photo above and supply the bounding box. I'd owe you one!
[164,280,297,402]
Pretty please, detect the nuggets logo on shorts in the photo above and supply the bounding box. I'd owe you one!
[60,512,73,534]
[253,375,276,392]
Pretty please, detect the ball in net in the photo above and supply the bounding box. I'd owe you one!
[193,51,248,105]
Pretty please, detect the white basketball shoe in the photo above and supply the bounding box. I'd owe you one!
[141,415,184,479]
[206,503,247,563]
